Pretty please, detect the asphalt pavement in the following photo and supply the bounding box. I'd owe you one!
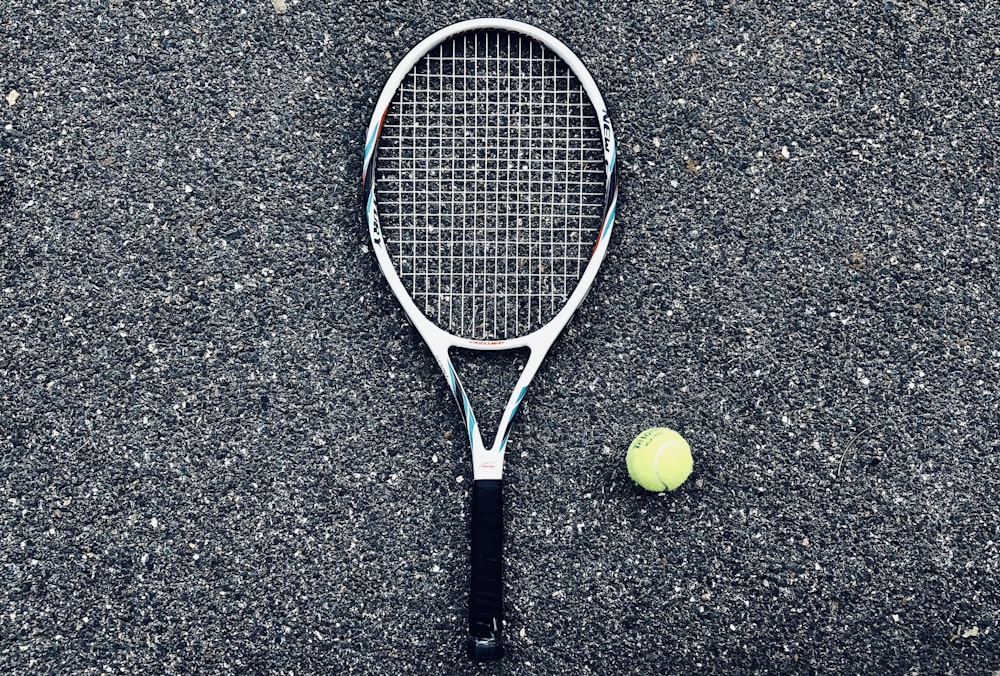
[2,1,998,673]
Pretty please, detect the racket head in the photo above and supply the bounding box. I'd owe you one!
[362,18,618,349]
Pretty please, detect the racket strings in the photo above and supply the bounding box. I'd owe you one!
[375,30,606,340]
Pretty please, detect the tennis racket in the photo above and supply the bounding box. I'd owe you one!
[362,18,617,660]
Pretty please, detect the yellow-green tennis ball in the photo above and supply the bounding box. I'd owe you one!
[626,428,692,492]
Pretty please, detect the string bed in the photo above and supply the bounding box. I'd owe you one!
[375,30,606,340]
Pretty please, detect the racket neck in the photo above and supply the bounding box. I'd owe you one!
[428,336,551,482]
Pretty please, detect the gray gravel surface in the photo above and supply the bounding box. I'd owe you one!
[2,1,998,674]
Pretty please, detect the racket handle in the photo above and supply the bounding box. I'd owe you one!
[468,479,504,660]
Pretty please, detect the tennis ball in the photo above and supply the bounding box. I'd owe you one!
[626,427,692,492]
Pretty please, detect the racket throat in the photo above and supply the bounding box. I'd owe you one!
[439,345,547,480]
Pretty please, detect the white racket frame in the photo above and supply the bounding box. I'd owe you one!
[362,18,618,481]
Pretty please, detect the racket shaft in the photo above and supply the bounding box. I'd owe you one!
[468,479,504,660]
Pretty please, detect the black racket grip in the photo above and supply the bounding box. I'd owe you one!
[468,479,504,660]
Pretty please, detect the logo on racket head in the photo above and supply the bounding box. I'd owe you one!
[602,112,613,155]
[369,211,382,246]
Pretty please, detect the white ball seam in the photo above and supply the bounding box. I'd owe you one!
[651,436,669,491]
